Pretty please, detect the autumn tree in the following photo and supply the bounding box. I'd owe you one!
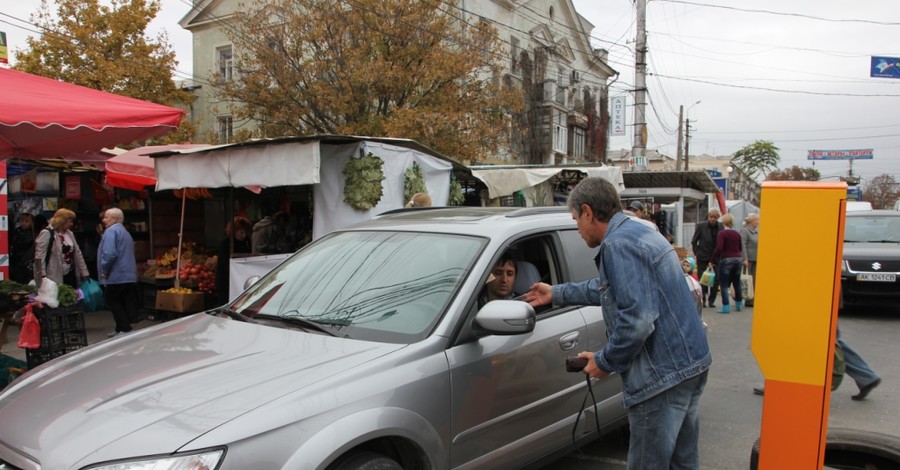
[731,140,780,180]
[15,0,194,144]
[862,173,900,209]
[767,166,820,181]
[212,0,522,161]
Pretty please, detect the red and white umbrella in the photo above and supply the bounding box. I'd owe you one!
[104,144,214,191]
[0,67,185,159]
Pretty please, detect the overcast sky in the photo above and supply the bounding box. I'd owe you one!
[3,0,899,184]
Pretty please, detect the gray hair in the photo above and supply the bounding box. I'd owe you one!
[567,177,622,223]
[745,213,759,223]
[106,207,125,224]
[708,208,721,217]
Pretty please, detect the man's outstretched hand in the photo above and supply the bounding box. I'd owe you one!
[522,282,552,308]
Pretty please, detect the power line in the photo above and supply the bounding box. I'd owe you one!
[651,73,900,97]
[657,0,900,26]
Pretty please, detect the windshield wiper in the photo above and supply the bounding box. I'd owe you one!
[207,306,257,323]
[253,313,341,337]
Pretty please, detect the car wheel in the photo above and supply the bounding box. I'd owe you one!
[330,451,403,470]
[750,428,900,469]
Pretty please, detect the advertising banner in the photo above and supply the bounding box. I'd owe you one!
[871,56,900,79]
[610,95,626,136]
[807,149,874,160]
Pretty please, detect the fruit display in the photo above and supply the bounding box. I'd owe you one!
[178,258,217,294]
[163,287,195,294]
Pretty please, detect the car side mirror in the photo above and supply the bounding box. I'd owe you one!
[243,275,260,291]
[474,300,536,335]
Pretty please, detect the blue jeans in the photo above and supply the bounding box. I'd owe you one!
[837,329,880,389]
[716,257,743,306]
[627,370,709,469]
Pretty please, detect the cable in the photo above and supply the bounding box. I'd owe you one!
[658,0,900,26]
[651,73,900,97]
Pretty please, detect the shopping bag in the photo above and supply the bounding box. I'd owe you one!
[740,267,754,301]
[699,267,715,287]
[80,278,104,312]
[17,303,41,349]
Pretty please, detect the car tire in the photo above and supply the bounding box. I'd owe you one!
[749,427,900,469]
[330,451,403,470]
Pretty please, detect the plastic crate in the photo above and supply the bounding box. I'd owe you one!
[25,302,87,369]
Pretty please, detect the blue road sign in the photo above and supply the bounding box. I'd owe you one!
[871,56,900,79]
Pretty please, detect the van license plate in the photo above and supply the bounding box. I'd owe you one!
[857,273,896,282]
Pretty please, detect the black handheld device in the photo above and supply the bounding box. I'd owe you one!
[565,356,589,372]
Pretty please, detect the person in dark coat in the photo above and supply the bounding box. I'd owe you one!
[216,216,252,305]
[691,209,723,308]
[10,213,36,284]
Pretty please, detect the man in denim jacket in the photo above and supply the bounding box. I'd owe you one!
[525,177,711,469]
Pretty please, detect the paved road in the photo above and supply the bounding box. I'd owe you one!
[545,304,900,469]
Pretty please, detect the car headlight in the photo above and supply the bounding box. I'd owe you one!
[83,448,225,470]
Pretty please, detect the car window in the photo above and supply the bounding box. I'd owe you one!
[230,230,486,343]
[845,215,900,242]
[558,229,600,282]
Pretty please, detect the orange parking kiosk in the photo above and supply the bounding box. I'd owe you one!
[751,181,846,468]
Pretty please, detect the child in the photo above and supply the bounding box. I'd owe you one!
[683,256,703,316]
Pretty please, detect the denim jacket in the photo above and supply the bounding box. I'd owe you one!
[553,212,711,407]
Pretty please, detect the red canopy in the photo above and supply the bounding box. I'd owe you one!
[105,144,214,191]
[0,68,185,159]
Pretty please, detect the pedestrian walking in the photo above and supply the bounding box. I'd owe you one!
[741,213,760,306]
[710,213,744,313]
[691,209,723,308]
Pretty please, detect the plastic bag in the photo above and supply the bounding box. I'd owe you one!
[17,303,41,349]
[699,267,716,287]
[80,278,104,312]
[36,277,59,308]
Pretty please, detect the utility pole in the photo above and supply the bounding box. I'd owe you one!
[676,105,684,171]
[684,119,691,171]
[631,0,648,170]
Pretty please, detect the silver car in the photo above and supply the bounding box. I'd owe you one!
[0,207,627,469]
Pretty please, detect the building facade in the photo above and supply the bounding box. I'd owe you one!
[178,0,616,164]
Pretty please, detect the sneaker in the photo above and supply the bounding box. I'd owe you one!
[753,386,765,396]
[107,331,120,338]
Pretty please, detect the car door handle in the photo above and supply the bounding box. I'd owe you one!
[558,331,580,351]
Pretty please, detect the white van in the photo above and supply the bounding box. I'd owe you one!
[847,201,873,212]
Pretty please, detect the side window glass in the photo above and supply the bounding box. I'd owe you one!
[559,229,598,282]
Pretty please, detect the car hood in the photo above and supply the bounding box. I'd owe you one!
[0,314,404,468]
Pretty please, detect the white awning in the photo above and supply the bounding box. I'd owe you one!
[471,165,624,199]
[154,141,320,190]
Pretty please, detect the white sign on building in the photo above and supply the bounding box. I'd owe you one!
[611,96,626,136]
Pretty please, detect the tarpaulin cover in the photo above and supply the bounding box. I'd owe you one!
[0,67,184,159]
[105,144,214,191]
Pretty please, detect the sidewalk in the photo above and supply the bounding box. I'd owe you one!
[1,309,158,364]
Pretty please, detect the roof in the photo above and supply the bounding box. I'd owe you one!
[621,170,720,193]
[146,134,476,182]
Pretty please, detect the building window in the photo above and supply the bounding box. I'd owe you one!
[552,110,567,154]
[556,66,567,104]
[570,126,585,159]
[217,46,233,82]
[510,36,520,73]
[217,116,233,143]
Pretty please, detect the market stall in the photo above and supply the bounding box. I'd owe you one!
[149,135,472,301]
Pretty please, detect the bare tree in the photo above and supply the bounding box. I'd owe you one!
[862,174,900,209]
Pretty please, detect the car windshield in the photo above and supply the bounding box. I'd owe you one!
[845,215,900,243]
[229,230,485,343]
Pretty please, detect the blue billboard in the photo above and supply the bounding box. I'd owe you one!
[871,56,900,79]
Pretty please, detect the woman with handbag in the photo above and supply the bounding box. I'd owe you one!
[710,213,744,314]
[33,208,90,289]
[741,213,760,307]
